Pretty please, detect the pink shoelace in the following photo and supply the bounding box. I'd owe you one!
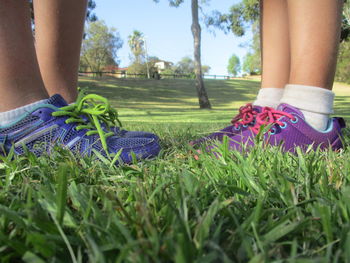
[250,107,296,134]
[231,103,258,128]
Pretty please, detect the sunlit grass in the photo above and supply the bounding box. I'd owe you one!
[1,127,350,262]
[1,77,350,262]
[78,76,350,124]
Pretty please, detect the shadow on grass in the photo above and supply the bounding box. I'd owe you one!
[334,97,350,121]
[78,76,260,111]
[79,76,350,124]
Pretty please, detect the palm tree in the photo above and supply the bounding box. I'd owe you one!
[128,30,145,63]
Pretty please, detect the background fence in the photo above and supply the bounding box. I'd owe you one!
[79,71,236,80]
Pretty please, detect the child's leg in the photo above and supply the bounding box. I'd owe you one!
[194,0,345,152]
[33,0,159,140]
[288,0,342,90]
[260,0,290,90]
[0,0,48,112]
[280,0,343,130]
[254,0,289,108]
[33,0,88,103]
[192,0,290,145]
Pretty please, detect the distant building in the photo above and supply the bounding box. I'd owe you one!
[103,65,128,78]
[154,61,174,72]
[104,65,119,72]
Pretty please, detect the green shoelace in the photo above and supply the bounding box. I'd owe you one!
[52,94,121,153]
[76,89,122,128]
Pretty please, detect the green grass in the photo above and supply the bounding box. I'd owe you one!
[78,76,350,123]
[79,76,260,123]
[1,77,350,262]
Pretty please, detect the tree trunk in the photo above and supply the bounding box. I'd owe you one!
[191,0,211,109]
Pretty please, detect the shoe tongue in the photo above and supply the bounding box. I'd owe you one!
[276,103,305,120]
[46,94,68,108]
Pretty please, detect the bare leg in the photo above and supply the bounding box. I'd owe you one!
[34,0,88,103]
[0,0,48,112]
[288,0,343,90]
[261,0,290,89]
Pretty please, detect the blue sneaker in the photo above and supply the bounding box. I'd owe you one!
[0,95,160,164]
[113,128,159,141]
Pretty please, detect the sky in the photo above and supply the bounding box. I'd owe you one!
[94,0,252,75]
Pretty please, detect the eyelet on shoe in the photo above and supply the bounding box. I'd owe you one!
[269,127,276,135]
[243,124,248,128]
[234,126,240,131]
[280,122,288,129]
[291,116,299,124]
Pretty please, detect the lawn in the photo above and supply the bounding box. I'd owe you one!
[79,76,350,135]
[1,77,350,262]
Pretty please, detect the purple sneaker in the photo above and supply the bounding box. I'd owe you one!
[224,104,346,153]
[0,95,160,164]
[192,103,261,146]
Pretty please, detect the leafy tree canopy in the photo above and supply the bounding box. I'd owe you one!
[205,0,259,36]
[176,56,195,74]
[80,21,123,73]
[86,0,98,22]
[174,56,210,76]
[207,0,349,41]
[153,0,184,7]
[128,56,161,76]
[227,54,241,76]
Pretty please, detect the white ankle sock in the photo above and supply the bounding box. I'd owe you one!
[0,99,48,126]
[253,88,284,109]
[280,84,335,131]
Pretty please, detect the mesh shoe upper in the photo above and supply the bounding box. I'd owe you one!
[226,104,346,153]
[192,103,261,146]
[112,127,159,141]
[0,95,160,163]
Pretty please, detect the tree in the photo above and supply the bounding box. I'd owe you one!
[128,30,146,64]
[154,0,211,109]
[80,21,123,75]
[127,62,148,77]
[173,56,210,77]
[128,56,160,77]
[205,0,259,36]
[86,0,98,22]
[238,21,261,76]
[201,65,211,74]
[335,40,350,83]
[227,54,240,76]
[176,56,195,75]
[191,0,211,108]
[340,0,350,42]
[242,52,260,75]
[207,0,350,75]
[336,1,350,83]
